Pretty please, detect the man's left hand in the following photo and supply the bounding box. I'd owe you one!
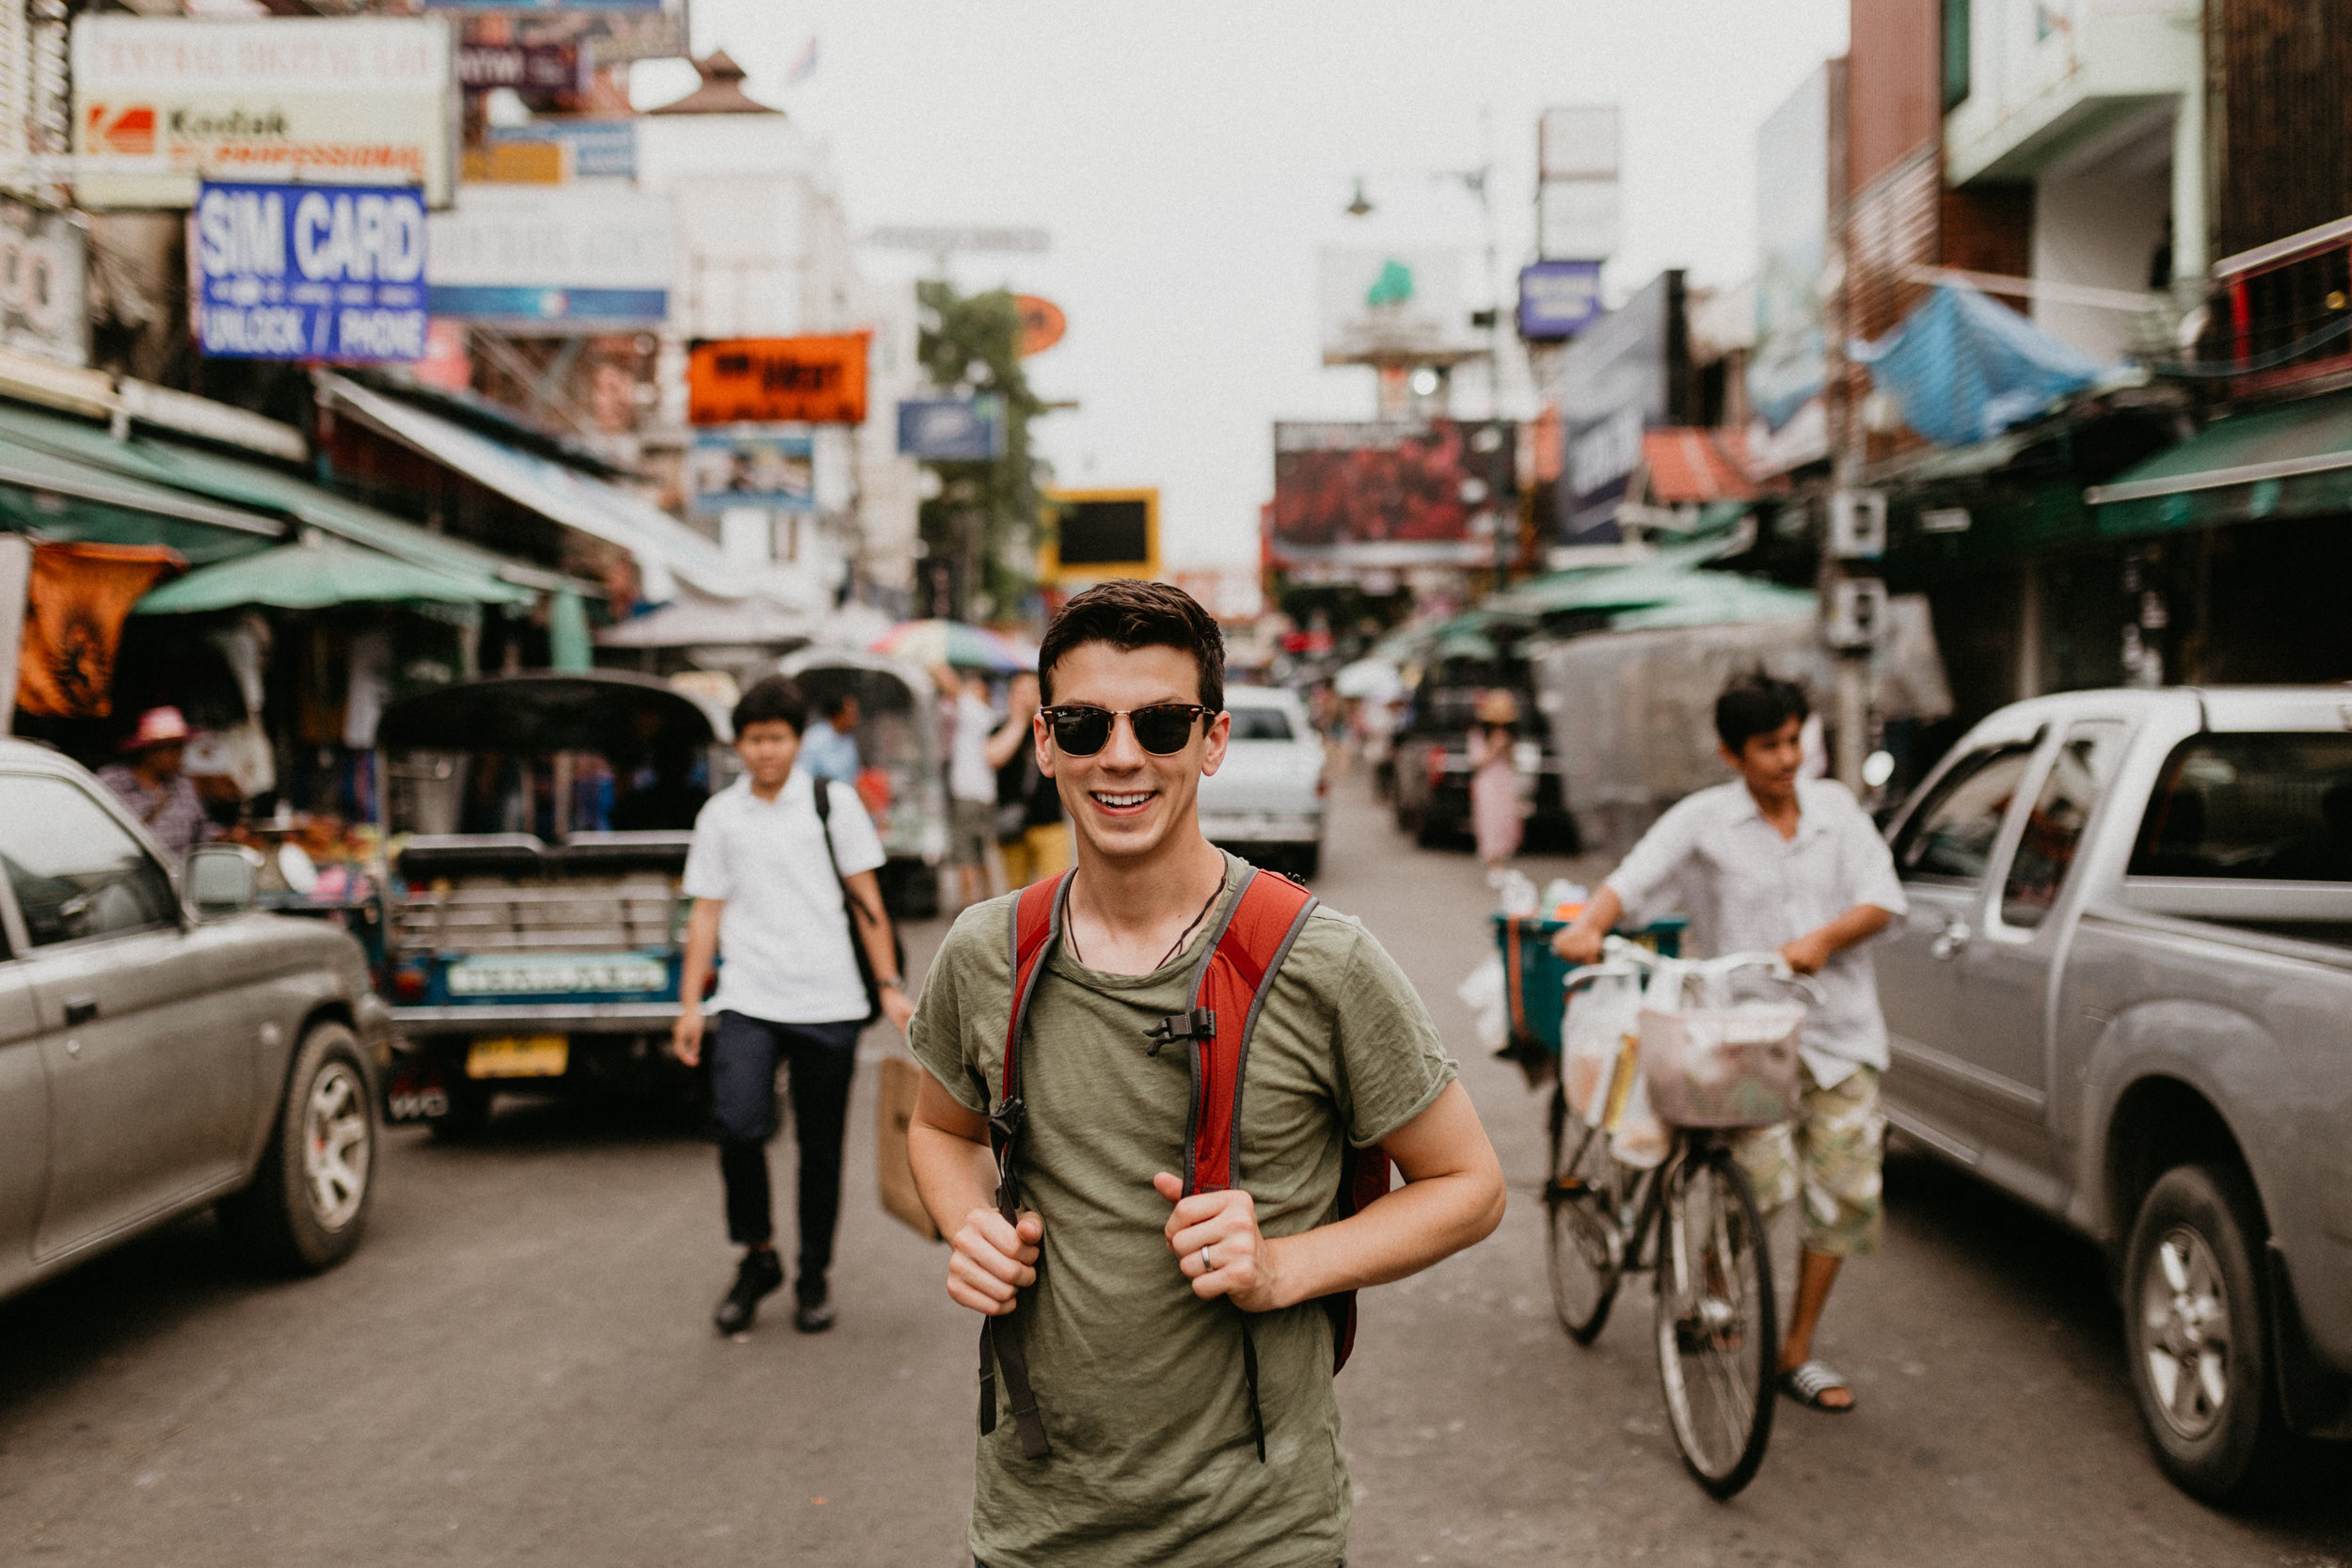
[1153,1172,1282,1312]
[881,987,915,1033]
[1779,931,1835,974]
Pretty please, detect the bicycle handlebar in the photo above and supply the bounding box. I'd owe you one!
[1566,937,1826,1006]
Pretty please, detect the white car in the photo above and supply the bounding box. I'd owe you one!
[1199,685,1327,879]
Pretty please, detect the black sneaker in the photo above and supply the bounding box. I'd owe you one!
[714,1248,785,1334]
[793,1275,836,1334]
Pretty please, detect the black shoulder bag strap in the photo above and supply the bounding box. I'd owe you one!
[811,777,898,1027]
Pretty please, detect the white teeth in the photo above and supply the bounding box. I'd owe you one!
[1094,792,1151,807]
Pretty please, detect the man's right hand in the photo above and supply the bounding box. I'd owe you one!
[671,1006,706,1067]
[948,1206,1042,1317]
[1550,922,1606,966]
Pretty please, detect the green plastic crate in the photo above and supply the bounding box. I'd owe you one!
[1490,912,1686,1059]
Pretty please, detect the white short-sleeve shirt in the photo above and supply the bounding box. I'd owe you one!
[682,769,887,1024]
[1606,778,1908,1085]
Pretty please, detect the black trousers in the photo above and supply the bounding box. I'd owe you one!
[708,1010,863,1277]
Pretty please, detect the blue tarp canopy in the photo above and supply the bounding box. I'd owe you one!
[1851,282,2112,448]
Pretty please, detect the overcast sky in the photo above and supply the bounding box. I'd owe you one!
[647,1,1850,570]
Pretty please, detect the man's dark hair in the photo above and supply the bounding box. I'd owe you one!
[1039,580,1225,714]
[1714,673,1809,755]
[733,674,808,737]
[818,689,858,722]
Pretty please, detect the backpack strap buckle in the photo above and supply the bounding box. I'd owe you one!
[1143,1007,1216,1057]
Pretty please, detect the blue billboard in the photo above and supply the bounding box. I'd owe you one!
[897,397,1004,460]
[194,182,427,362]
[1518,261,1604,341]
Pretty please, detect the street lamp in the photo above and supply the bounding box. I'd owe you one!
[1344,178,1375,218]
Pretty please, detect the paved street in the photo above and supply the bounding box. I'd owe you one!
[3,777,2347,1567]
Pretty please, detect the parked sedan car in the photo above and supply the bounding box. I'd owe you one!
[1198,685,1327,879]
[1879,688,2352,1501]
[0,741,390,1307]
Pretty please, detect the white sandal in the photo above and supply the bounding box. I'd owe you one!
[1780,1359,1855,1413]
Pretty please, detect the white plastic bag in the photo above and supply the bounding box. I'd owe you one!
[1562,967,1642,1126]
[1457,955,1511,1054]
[1597,962,1685,1169]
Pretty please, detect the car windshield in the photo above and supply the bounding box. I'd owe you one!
[1228,706,1295,741]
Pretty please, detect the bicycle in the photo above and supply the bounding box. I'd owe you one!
[1540,939,1816,1500]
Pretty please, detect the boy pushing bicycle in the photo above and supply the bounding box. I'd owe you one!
[1551,673,1906,1414]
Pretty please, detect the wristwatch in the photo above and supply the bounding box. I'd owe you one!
[878,977,904,992]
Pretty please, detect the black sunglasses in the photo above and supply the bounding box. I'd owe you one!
[1039,704,1215,757]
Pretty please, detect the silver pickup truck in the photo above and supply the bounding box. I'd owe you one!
[1879,687,2352,1502]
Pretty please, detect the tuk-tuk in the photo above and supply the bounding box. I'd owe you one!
[769,647,947,919]
[375,671,731,1135]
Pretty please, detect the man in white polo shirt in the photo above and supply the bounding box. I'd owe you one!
[674,675,916,1335]
[1553,673,1906,1415]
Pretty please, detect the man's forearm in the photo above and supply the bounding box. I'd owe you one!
[1808,902,1893,958]
[1569,886,1623,943]
[909,1122,999,1235]
[984,717,1030,770]
[677,903,720,1008]
[1263,1167,1502,1308]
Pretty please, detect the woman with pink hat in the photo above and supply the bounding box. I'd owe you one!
[96,706,214,860]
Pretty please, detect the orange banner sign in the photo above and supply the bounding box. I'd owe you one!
[687,334,869,425]
[16,541,183,719]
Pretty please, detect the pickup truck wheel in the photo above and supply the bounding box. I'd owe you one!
[2122,1164,2294,1503]
[217,1022,375,1275]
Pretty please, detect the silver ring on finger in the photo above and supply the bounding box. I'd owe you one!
[1199,1246,1214,1274]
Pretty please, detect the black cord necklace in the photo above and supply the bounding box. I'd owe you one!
[1065,871,1226,972]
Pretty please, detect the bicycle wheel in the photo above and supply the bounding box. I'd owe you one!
[1653,1143,1776,1499]
[1545,1090,1625,1343]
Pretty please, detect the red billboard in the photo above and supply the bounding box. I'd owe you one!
[1269,420,1516,566]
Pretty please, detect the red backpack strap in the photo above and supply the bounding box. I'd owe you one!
[1001,872,1070,1114]
[977,871,1070,1464]
[1173,866,1318,1196]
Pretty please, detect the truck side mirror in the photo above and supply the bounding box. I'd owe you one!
[187,844,262,916]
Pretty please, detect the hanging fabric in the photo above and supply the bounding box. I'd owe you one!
[14,540,183,719]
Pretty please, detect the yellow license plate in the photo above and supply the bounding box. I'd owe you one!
[465,1035,568,1080]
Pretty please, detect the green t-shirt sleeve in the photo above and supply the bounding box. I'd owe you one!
[1326,919,1458,1148]
[907,906,994,1117]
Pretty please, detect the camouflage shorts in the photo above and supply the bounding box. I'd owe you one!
[1733,1063,1884,1258]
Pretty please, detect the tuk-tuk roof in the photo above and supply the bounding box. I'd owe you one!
[376,671,730,756]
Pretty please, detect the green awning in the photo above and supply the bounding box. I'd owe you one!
[1607,575,1814,629]
[2086,389,2352,537]
[1486,540,1729,619]
[0,401,571,598]
[0,432,283,564]
[137,535,535,615]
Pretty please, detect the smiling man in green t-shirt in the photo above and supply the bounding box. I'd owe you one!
[907,581,1506,1567]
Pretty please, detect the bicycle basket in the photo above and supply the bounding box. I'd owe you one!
[1637,1003,1806,1128]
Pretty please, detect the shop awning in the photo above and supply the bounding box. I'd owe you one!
[318,374,745,602]
[2084,389,2352,537]
[0,427,284,564]
[595,591,818,650]
[0,400,571,598]
[135,534,536,615]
